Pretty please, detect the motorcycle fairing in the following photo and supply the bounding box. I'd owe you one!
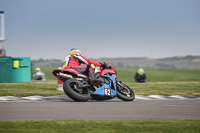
[100,69,116,76]
[93,74,117,96]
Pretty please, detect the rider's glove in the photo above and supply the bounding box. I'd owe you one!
[101,62,108,69]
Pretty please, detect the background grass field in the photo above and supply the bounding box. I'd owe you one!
[0,68,199,97]
[32,67,200,82]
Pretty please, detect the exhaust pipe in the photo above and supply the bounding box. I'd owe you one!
[57,72,73,79]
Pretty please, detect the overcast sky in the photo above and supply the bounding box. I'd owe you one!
[0,0,200,60]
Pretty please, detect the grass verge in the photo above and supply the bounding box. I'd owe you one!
[0,119,199,133]
[0,82,200,97]
[0,83,64,97]
[127,82,200,96]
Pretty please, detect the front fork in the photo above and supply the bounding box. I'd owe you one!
[116,80,131,95]
[116,80,123,89]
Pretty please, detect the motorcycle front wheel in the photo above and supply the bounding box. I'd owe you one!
[63,79,91,102]
[116,81,135,101]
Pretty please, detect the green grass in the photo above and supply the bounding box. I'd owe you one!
[32,68,200,82]
[0,119,199,133]
[0,83,64,97]
[117,69,200,82]
[0,82,199,97]
[127,82,200,96]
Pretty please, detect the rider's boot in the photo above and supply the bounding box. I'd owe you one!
[88,65,95,83]
[88,64,101,86]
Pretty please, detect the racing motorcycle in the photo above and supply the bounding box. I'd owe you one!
[52,64,135,102]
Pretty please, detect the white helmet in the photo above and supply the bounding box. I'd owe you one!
[35,68,41,72]
[138,68,144,72]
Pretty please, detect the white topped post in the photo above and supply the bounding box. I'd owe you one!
[0,11,6,56]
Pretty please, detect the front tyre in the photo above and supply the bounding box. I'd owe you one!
[116,81,135,101]
[63,79,91,102]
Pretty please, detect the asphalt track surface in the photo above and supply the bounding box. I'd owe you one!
[0,99,200,121]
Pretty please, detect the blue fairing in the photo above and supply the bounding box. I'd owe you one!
[93,74,117,96]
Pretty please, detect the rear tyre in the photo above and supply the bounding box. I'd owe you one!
[63,79,91,101]
[116,81,135,101]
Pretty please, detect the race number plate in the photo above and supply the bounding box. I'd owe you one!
[104,88,111,96]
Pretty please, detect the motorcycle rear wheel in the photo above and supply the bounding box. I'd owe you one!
[63,79,91,102]
[116,81,135,101]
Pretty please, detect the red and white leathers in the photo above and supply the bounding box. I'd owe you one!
[61,55,101,82]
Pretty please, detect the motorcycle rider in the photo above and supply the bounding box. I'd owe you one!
[33,67,46,81]
[134,68,146,83]
[61,48,107,83]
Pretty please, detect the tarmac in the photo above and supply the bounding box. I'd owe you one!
[0,95,200,121]
[0,95,200,102]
